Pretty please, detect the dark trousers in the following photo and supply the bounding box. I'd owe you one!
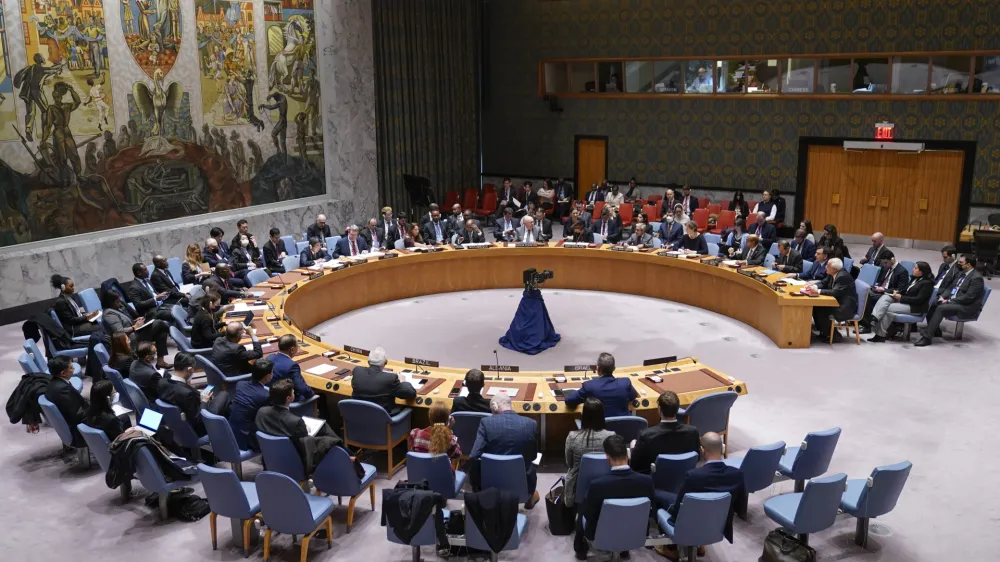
[921,302,973,338]
[136,319,171,357]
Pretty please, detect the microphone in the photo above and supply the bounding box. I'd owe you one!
[289,318,306,345]
[493,349,501,379]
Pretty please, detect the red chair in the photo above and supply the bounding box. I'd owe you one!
[719,200,731,211]
[483,183,496,196]
[746,212,758,227]
[592,201,606,221]
[462,188,478,211]
[618,204,634,228]
[698,197,710,209]
[474,192,498,225]
[692,208,709,232]
[707,203,721,216]
[443,190,459,209]
[712,210,735,234]
[643,204,661,223]
[647,194,663,204]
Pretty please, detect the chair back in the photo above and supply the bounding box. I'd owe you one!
[93,343,110,366]
[282,255,301,273]
[339,399,392,446]
[295,241,309,254]
[78,423,113,472]
[947,285,992,321]
[767,242,779,256]
[246,268,269,286]
[196,355,226,387]
[312,445,363,496]
[452,412,489,455]
[973,229,1000,260]
[740,441,786,493]
[791,427,841,479]
[707,203,721,216]
[465,507,523,552]
[653,237,664,249]
[592,201,606,220]
[671,492,732,547]
[202,410,243,462]
[793,473,848,534]
[326,236,342,251]
[764,253,776,268]
[256,432,306,481]
[653,452,699,493]
[18,353,36,374]
[121,378,150,416]
[618,204,634,227]
[384,488,438,546]
[692,208,708,231]
[477,192,498,215]
[255,471,321,534]
[77,288,102,313]
[37,395,76,447]
[167,257,183,284]
[575,452,611,505]
[642,204,657,222]
[280,235,296,253]
[102,366,134,411]
[682,391,739,434]
[697,197,710,208]
[188,285,206,300]
[170,304,189,328]
[707,242,719,255]
[704,233,721,244]
[394,238,406,250]
[23,338,48,372]
[593,233,603,244]
[593,498,652,553]
[134,446,170,493]
[802,260,813,274]
[843,257,854,271]
[853,461,912,518]
[852,281,870,320]
[197,463,255,519]
[647,194,662,203]
[899,260,916,275]
[715,211,735,233]
[745,213,757,227]
[154,399,202,449]
[462,187,479,210]
[406,452,459,498]
[605,416,649,443]
[443,190,460,209]
[482,453,530,502]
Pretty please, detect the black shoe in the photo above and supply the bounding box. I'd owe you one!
[934,328,943,338]
[830,331,844,343]
[914,337,932,347]
[859,326,872,334]
[868,334,885,343]
[575,551,588,560]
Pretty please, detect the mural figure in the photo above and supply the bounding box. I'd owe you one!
[196,0,259,126]
[0,2,15,141]
[121,0,181,78]
[131,69,183,155]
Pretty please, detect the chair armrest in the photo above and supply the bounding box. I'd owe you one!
[223,373,252,383]
[676,407,687,419]
[390,408,412,425]
[289,395,320,417]
[190,347,213,356]
[72,335,90,343]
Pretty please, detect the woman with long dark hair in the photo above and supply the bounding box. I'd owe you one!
[869,261,935,342]
[728,190,750,218]
[817,224,851,259]
[799,220,815,242]
[85,380,131,441]
[563,398,615,508]
[109,332,135,376]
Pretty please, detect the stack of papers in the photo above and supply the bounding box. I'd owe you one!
[783,278,807,286]
[402,374,425,390]
[232,302,269,312]
[723,260,740,266]
[249,291,266,298]
[486,387,519,397]
[306,363,337,376]
[322,261,345,270]
[758,269,779,275]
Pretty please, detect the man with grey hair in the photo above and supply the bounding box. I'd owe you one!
[773,240,803,274]
[334,224,369,257]
[804,257,858,342]
[211,320,262,377]
[749,211,776,250]
[626,222,654,247]
[469,389,541,508]
[306,214,332,241]
[565,352,638,417]
[514,214,542,244]
[350,346,415,415]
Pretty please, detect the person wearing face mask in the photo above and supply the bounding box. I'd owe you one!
[50,274,102,337]
[191,290,231,349]
[85,380,131,441]
[230,219,261,262]
[232,234,264,272]
[915,254,985,347]
[660,213,685,249]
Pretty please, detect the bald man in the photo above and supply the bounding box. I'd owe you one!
[306,214,332,242]
[211,320,263,378]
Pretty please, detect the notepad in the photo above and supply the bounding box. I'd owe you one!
[402,374,425,390]
[487,387,518,397]
[782,278,807,286]
[111,403,132,417]
[306,363,337,376]
[532,452,543,466]
[250,291,265,298]
[88,310,102,323]
[458,387,470,397]
[302,416,325,437]
[322,261,345,270]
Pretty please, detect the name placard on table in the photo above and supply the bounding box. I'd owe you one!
[564,364,597,372]
[344,345,370,356]
[405,356,439,368]
[481,364,520,372]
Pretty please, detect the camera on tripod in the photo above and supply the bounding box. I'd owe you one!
[523,268,554,291]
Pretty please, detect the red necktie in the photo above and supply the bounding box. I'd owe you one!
[351,240,358,256]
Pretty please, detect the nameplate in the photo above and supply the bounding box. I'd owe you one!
[564,364,597,372]
[308,272,324,280]
[424,246,443,252]
[405,357,440,368]
[345,345,370,356]
[563,242,589,249]
[266,316,279,322]
[610,245,628,252]
[514,243,537,248]
[282,314,291,323]
[303,331,322,342]
[657,251,677,258]
[381,252,398,259]
[481,364,520,372]
[643,356,678,366]
[286,283,298,294]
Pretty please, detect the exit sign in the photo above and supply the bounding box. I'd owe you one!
[875,122,896,140]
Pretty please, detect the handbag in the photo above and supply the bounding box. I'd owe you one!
[760,528,816,562]
[544,477,576,536]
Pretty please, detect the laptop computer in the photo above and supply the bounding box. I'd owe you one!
[135,409,164,437]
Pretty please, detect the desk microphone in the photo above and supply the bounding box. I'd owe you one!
[493,349,501,379]
[289,318,306,346]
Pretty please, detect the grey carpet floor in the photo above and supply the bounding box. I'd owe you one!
[1,242,996,561]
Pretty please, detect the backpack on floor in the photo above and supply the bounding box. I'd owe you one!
[760,528,816,562]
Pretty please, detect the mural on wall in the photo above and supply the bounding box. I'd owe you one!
[196,0,261,128]
[0,2,16,141]
[120,0,181,78]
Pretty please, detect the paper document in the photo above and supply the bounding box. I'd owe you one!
[782,278,807,286]
[111,404,132,417]
[512,197,521,208]
[532,453,543,466]
[458,387,470,397]
[231,302,250,312]
[250,291,265,297]
[723,260,740,266]
[486,387,519,397]
[135,319,153,331]
[89,310,102,323]
[244,343,257,351]
[758,269,778,275]
[402,374,424,390]
[180,284,194,294]
[306,363,337,376]
[322,261,345,270]
[302,416,326,437]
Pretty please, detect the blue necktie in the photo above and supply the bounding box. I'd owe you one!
[434,223,442,242]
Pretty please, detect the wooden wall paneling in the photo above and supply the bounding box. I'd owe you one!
[915,151,965,242]
[876,152,920,239]
[804,146,845,230]
[840,150,883,237]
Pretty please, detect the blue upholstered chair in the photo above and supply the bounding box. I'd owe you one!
[593,233,603,244]
[79,423,132,502]
[37,395,89,467]
[47,309,90,346]
[170,304,192,333]
[281,254,301,273]
[946,285,991,339]
[802,259,812,273]
[605,415,649,443]
[768,242,780,256]
[678,391,739,454]
[653,237,664,249]
[452,412,489,460]
[18,353,36,374]
[134,446,198,519]
[393,238,406,251]
[589,498,652,562]
[465,506,528,560]
[857,263,879,286]
[246,268,269,286]
[899,261,916,275]
[256,471,334,562]
[652,452,699,494]
[893,288,938,340]
[197,463,262,557]
[312,446,378,531]
[843,258,854,271]
[155,399,210,460]
[256,432,307,483]
[764,253,776,268]
[202,411,259,480]
[296,241,309,254]
[280,235,296,254]
[384,488,442,561]
[101,366,136,414]
[121,378,150,417]
[77,288,102,313]
[22,338,81,376]
[840,461,912,547]
[325,236,341,252]
[829,280,869,344]
[196,354,251,389]
[764,473,847,546]
[704,233,721,244]
[167,257,183,285]
[339,399,411,478]
[722,440,786,518]
[93,343,110,366]
[406,452,466,499]
[706,241,717,255]
[38,323,89,361]
[289,394,321,418]
[656,492,732,562]
[169,326,212,356]
[778,427,841,492]
[482,453,530,503]
[575,453,611,507]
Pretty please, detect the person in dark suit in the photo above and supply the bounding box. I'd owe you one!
[262,228,290,273]
[268,335,315,401]
[805,258,858,342]
[208,227,233,262]
[334,226,370,257]
[350,347,416,415]
[660,189,679,219]
[306,214,333,242]
[773,240,803,274]
[678,221,709,253]
[229,359,274,450]
[451,369,491,413]
[861,251,910,331]
[749,212,777,250]
[212,321,262,378]
[790,246,830,283]
[203,264,248,306]
[679,185,698,216]
[495,207,520,242]
[916,254,985,347]
[101,290,170,368]
[565,353,638,418]
[126,263,175,322]
[566,220,592,243]
[230,220,261,263]
[299,237,330,267]
[737,234,767,266]
[859,232,890,267]
[791,229,816,262]
[456,219,487,244]
[157,352,217,437]
[661,216,685,249]
[554,179,573,220]
[752,189,777,222]
[935,245,960,289]
[50,275,102,337]
[203,237,230,269]
[377,207,399,248]
[869,261,935,342]
[533,209,553,242]
[85,380,130,442]
[575,434,655,560]
[232,234,265,274]
[360,218,384,250]
[422,210,451,245]
[585,183,604,206]
[496,178,517,215]
[630,391,700,475]
[149,255,188,306]
[44,356,89,445]
[419,203,441,227]
[656,433,745,560]
[626,223,655,247]
[728,190,750,219]
[592,207,620,243]
[129,342,163,401]
[469,393,541,508]
[190,290,228,349]
[255,379,343,470]
[817,224,851,260]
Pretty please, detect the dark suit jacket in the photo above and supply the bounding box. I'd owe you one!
[820,269,859,320]
[262,240,288,270]
[898,277,935,314]
[945,269,985,312]
[125,278,162,318]
[376,218,400,246]
[254,405,308,456]
[801,260,828,282]
[459,228,487,244]
[85,410,127,442]
[157,377,206,436]
[565,375,637,418]
[775,249,803,273]
[936,262,960,289]
[203,275,243,305]
[750,222,776,249]
[451,391,492,413]
[360,227,384,250]
[592,218,620,242]
[421,220,450,245]
[537,218,553,242]
[231,247,262,272]
[191,307,225,349]
[667,461,745,543]
[204,247,230,268]
[231,235,261,262]
[874,263,909,294]
[862,245,891,266]
[212,338,262,377]
[469,411,538,471]
[306,223,333,241]
[661,221,684,248]
[150,267,184,301]
[660,198,679,218]
[129,360,163,401]
[739,244,767,266]
[495,216,521,240]
[229,380,270,449]
[679,233,709,254]
[333,236,369,257]
[52,293,90,336]
[45,376,89,428]
[299,247,330,267]
[585,190,604,204]
[583,468,655,539]
[629,421,700,473]
[269,352,315,400]
[680,195,698,215]
[350,365,416,415]
[791,239,816,261]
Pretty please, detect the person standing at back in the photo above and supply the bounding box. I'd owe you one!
[630,391,700,476]
[564,352,637,418]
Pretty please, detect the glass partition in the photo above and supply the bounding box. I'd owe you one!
[930,56,972,94]
[597,61,623,93]
[543,62,569,94]
[852,57,890,93]
[818,58,852,93]
[684,60,715,93]
[973,55,1000,93]
[652,60,682,93]
[783,58,816,93]
[570,62,597,93]
[747,59,779,93]
[891,56,929,94]
[625,61,654,93]
[716,60,745,93]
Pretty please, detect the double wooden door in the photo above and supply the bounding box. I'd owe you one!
[804,146,964,242]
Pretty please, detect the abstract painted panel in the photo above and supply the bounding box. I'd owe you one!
[120,0,181,78]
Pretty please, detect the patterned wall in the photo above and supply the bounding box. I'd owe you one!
[482,0,1000,204]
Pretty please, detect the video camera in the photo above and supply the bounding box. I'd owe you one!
[523,268,554,291]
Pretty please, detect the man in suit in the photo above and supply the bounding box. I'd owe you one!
[495,207,520,242]
[212,321,262,377]
[585,183,604,206]
[126,263,175,322]
[129,342,164,401]
[419,203,441,227]
[630,391,700,475]
[680,185,698,215]
[334,225,370,257]
[203,237,230,269]
[350,347,416,415]
[451,369,491,413]
[625,223,654,247]
[421,209,450,245]
[859,232,890,267]
[657,433,745,561]
[804,258,858,342]
[268,335,315,402]
[262,227,290,273]
[255,379,343,469]
[377,207,399,248]
[660,215,685,249]
[916,254,985,347]
[592,207,620,243]
[935,245,960,289]
[514,215,543,244]
[566,353,638,418]
[791,246,829,283]
[51,276,102,337]
[772,240,803,274]
[446,203,465,235]
[203,264,248,306]
[229,359,273,450]
[456,218,487,244]
[554,178,573,220]
[660,189,678,219]
[749,212,776,250]
[791,229,816,261]
[230,219,261,264]
[575,434,655,560]
[149,255,188,306]
[861,250,909,331]
[360,218,384,250]
[573,200,593,228]
[496,178,516,216]
[208,227,232,262]
[469,392,541,508]
[157,352,218,436]
[44,356,88,445]
[306,214,332,242]
[737,234,767,266]
[533,209,553,242]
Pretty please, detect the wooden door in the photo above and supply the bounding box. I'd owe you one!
[804,146,881,236]
[905,151,964,242]
[575,137,607,200]
[875,152,920,238]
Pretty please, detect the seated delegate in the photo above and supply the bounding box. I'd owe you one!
[565,352,637,418]
[802,258,857,342]
[268,334,315,402]
[468,393,540,508]
[564,398,615,510]
[915,254,984,347]
[408,402,462,468]
[451,369,491,413]
[256,379,344,473]
[772,240,803,274]
[630,391,700,476]
[868,261,934,342]
[228,360,275,450]
[211,321,262,378]
[350,347,416,416]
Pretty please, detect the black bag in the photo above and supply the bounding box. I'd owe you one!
[544,477,576,536]
[144,490,211,522]
[760,528,816,562]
